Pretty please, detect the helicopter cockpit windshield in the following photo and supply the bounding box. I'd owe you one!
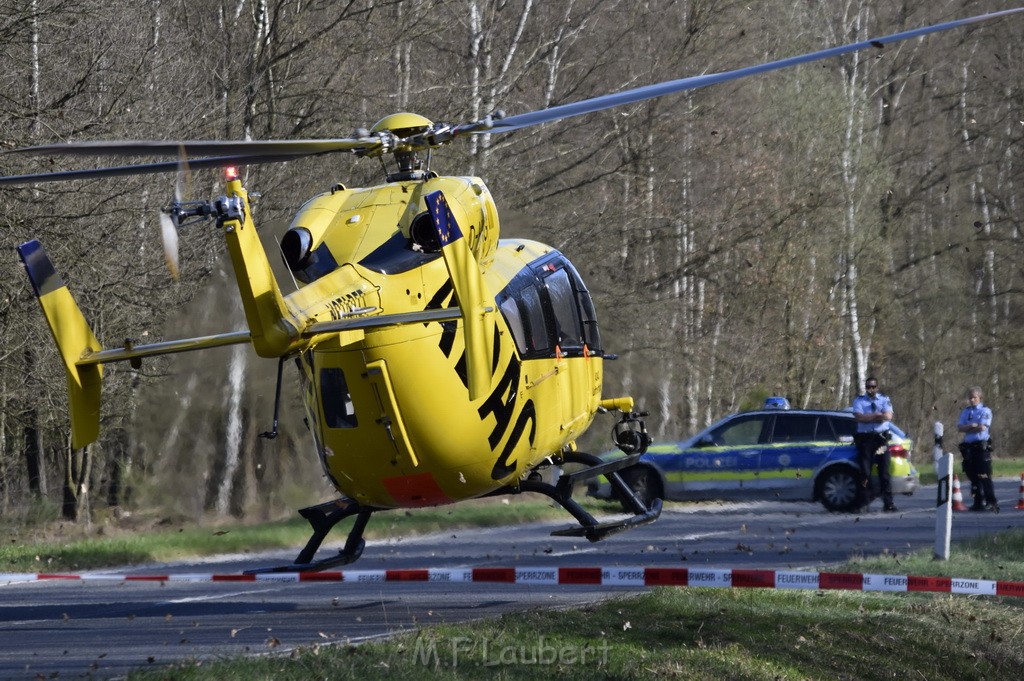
[497,253,602,361]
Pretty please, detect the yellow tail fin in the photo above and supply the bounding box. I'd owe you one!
[425,190,494,400]
[17,240,103,449]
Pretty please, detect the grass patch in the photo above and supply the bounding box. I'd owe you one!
[0,497,621,572]
[13,491,1024,679]
[848,528,1024,582]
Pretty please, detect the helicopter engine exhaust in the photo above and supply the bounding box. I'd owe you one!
[409,212,441,252]
[281,226,313,271]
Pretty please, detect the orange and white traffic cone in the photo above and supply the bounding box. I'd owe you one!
[1015,473,1024,510]
[952,474,969,511]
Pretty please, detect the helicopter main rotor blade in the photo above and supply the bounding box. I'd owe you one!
[0,152,331,186]
[456,8,1024,135]
[1,137,381,159]
[0,138,384,186]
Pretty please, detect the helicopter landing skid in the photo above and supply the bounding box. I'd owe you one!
[513,451,662,543]
[548,499,662,540]
[244,498,374,574]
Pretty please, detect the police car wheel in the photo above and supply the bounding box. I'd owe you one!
[617,466,662,512]
[818,467,859,512]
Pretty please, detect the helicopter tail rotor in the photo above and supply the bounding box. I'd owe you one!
[156,147,193,280]
[159,212,180,280]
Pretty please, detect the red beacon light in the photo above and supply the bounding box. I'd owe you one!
[887,442,908,458]
[225,166,240,181]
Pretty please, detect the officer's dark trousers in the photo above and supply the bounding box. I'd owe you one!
[854,432,892,507]
[960,441,997,508]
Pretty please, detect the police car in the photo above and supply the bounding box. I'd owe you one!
[589,397,919,512]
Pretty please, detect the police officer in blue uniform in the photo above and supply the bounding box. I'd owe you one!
[850,377,897,512]
[957,386,998,511]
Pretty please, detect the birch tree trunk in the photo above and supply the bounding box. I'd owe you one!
[467,0,534,174]
[215,328,248,516]
[832,1,872,390]
[61,437,92,524]
[958,58,999,393]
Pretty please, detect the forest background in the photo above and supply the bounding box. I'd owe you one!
[0,0,1021,525]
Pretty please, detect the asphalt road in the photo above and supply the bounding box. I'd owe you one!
[2,478,1022,680]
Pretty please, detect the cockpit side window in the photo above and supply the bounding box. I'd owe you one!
[543,268,583,349]
[496,251,603,360]
[569,265,602,353]
[499,297,527,353]
[520,286,551,354]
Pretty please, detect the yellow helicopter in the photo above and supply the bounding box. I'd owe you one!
[3,9,1021,571]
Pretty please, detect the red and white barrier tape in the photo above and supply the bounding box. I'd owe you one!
[2,567,1022,597]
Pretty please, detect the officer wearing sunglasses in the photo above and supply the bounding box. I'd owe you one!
[850,377,897,512]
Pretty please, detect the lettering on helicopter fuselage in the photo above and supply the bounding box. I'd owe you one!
[425,279,535,480]
[490,399,536,480]
[477,356,536,479]
[425,281,455,321]
[479,358,521,450]
[421,280,458,358]
[327,291,367,321]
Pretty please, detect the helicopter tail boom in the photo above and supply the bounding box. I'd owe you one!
[17,240,103,449]
[220,178,301,357]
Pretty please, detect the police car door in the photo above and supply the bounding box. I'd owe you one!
[686,414,770,496]
[760,413,831,499]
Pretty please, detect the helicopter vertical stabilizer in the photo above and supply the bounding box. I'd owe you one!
[425,190,494,400]
[16,240,103,449]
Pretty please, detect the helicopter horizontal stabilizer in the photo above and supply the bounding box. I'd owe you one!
[75,331,253,367]
[424,190,494,400]
[17,240,103,449]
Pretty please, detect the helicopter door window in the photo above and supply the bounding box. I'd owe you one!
[544,268,583,351]
[566,264,602,353]
[320,368,358,428]
[520,286,551,354]
[499,296,528,354]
